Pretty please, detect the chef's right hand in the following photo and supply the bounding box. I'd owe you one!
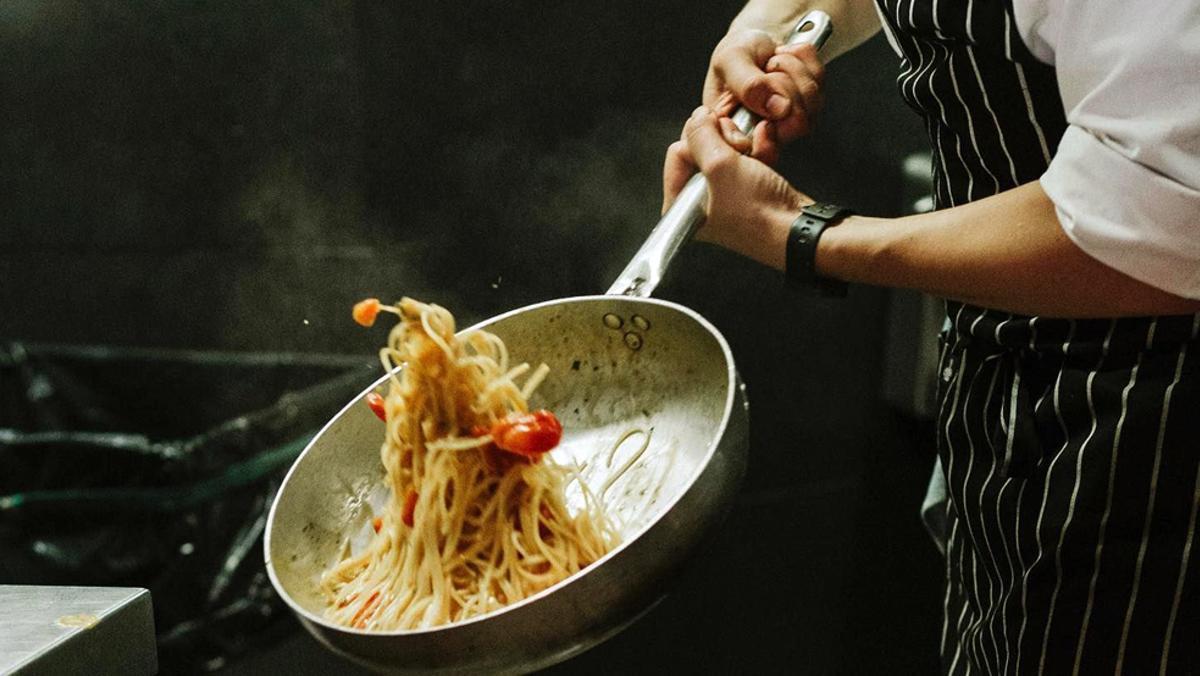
[701,28,826,165]
[663,106,814,266]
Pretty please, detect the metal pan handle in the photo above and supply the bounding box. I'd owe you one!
[607,10,833,298]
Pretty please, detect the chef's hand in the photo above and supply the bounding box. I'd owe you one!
[663,106,814,269]
[702,28,825,164]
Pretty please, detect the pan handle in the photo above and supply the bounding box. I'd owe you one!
[607,10,833,298]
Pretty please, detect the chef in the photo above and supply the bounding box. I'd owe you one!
[663,0,1200,672]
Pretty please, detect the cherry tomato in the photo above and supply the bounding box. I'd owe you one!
[489,410,563,459]
[365,392,386,421]
[352,298,381,327]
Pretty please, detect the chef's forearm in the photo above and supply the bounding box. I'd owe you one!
[728,0,882,60]
[816,182,1200,317]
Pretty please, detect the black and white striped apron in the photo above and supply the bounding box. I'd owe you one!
[872,0,1200,673]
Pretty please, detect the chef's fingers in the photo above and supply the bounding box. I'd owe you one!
[718,117,754,154]
[763,50,824,142]
[775,43,825,86]
[749,120,781,166]
[711,30,792,121]
[713,91,738,118]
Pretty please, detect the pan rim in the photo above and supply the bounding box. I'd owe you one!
[263,294,739,638]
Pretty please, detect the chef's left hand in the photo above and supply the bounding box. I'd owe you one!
[663,105,813,268]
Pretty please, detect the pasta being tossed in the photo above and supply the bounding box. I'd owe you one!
[320,297,621,631]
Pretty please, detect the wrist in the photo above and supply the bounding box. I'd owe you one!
[786,202,855,294]
[816,213,895,283]
[701,206,794,271]
[813,214,847,278]
[761,206,799,271]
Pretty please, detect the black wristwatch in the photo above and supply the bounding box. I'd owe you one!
[785,202,854,297]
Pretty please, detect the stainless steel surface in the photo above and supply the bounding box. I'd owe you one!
[0,585,156,676]
[607,10,833,298]
[266,296,747,673]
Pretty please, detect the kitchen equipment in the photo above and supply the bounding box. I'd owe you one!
[264,12,832,674]
[0,585,156,675]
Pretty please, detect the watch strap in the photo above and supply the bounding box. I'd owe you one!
[786,202,854,296]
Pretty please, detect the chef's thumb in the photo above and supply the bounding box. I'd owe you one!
[684,106,742,180]
[661,139,695,214]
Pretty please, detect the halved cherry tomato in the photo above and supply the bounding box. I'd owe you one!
[401,489,418,527]
[489,410,563,459]
[365,392,386,421]
[352,298,381,327]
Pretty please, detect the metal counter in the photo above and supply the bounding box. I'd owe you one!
[0,586,156,675]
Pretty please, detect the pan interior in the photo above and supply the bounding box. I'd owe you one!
[267,296,734,621]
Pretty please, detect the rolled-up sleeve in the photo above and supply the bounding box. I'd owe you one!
[1015,0,1200,299]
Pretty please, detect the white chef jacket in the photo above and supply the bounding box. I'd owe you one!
[1014,0,1200,299]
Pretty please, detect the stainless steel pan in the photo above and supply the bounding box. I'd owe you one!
[264,13,832,673]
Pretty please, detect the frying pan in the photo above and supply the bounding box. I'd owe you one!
[264,12,832,674]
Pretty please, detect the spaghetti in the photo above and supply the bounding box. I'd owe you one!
[320,298,627,631]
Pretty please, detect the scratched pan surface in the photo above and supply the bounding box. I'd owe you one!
[264,295,747,674]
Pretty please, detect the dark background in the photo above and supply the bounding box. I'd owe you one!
[1,1,943,672]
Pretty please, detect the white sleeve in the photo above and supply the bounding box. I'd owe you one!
[1012,0,1200,299]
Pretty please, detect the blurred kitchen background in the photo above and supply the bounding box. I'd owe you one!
[0,1,945,673]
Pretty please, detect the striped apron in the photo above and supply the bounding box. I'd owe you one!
[872,0,1200,673]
